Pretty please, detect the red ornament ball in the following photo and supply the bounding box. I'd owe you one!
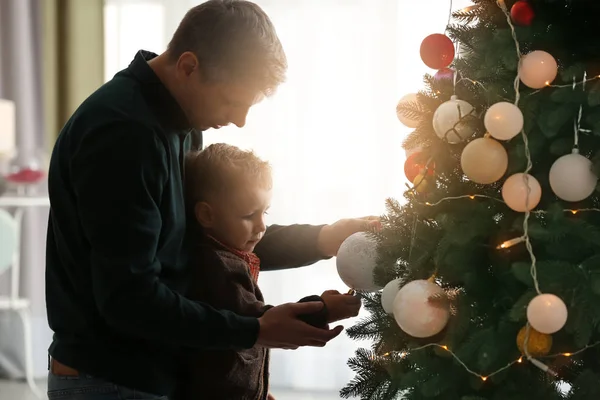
[510,1,535,26]
[404,152,434,183]
[420,34,455,70]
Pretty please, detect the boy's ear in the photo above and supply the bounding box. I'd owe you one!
[194,202,214,228]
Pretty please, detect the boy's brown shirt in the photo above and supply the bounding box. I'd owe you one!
[176,225,329,400]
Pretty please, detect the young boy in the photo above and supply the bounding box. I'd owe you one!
[177,143,361,400]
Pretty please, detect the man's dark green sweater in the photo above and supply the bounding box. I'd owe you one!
[46,50,327,396]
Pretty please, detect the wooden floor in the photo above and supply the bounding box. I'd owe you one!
[0,379,341,400]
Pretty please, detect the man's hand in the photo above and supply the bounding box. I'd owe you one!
[256,302,344,349]
[321,290,362,323]
[317,216,382,257]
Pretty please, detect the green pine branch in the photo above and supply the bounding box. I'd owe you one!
[340,348,403,400]
[452,5,486,24]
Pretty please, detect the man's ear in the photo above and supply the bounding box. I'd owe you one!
[176,51,199,78]
[194,202,214,228]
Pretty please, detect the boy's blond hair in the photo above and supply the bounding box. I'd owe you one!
[185,143,272,207]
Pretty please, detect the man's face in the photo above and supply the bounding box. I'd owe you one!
[175,52,265,130]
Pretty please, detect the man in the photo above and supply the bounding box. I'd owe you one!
[45,1,377,399]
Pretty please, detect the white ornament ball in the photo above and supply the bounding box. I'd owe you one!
[527,293,568,334]
[484,102,524,141]
[381,278,402,314]
[519,50,558,89]
[549,152,597,202]
[502,173,542,212]
[396,93,420,128]
[433,95,476,144]
[393,280,450,338]
[336,232,382,292]
[461,137,508,184]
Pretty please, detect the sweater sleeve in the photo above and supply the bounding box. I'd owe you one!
[71,122,259,351]
[254,224,331,271]
[187,248,330,328]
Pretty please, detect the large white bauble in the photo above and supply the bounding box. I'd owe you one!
[549,152,597,202]
[336,232,382,292]
[396,93,420,128]
[461,137,508,184]
[502,173,542,212]
[527,294,568,334]
[484,102,524,141]
[381,278,402,314]
[433,95,476,144]
[519,50,558,89]
[393,280,450,338]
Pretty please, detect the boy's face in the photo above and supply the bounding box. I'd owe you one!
[202,183,272,252]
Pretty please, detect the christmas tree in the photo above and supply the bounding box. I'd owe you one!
[340,1,600,399]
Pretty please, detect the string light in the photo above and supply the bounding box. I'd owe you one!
[453,75,600,98]
[573,72,587,150]
[452,41,462,96]
[495,0,543,296]
[407,215,419,266]
[544,341,600,359]
[521,324,557,376]
[420,195,600,218]
[423,194,503,206]
[378,340,600,382]
[381,343,523,381]
[446,0,454,33]
[426,199,600,250]
[492,6,564,377]
[456,77,489,92]
[497,236,526,249]
[527,75,600,96]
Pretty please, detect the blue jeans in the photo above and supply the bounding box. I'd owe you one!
[47,371,169,400]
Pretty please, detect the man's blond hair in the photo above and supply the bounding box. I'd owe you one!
[185,143,272,207]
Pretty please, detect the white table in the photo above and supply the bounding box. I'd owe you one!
[0,194,49,399]
[0,195,50,311]
[0,196,50,208]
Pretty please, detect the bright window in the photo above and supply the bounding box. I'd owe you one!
[103,0,473,392]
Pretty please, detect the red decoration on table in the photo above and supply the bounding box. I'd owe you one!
[5,168,45,184]
[434,68,455,82]
[510,1,535,26]
[404,152,435,183]
[420,34,455,70]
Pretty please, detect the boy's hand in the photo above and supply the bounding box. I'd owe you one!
[321,290,362,323]
[317,217,381,257]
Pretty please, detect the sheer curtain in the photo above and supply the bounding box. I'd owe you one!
[104,0,471,391]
